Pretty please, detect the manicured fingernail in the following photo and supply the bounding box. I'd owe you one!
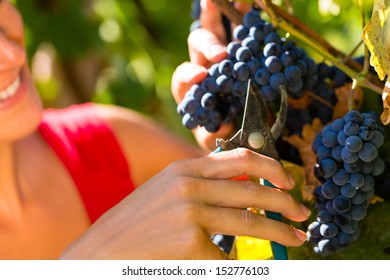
[294,228,307,242]
[300,204,311,217]
[288,173,296,187]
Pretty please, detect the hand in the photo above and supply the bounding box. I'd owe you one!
[60,148,310,260]
[171,0,251,151]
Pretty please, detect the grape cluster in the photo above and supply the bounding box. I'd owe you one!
[307,110,385,256]
[177,9,318,132]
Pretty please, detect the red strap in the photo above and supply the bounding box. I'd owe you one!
[38,103,135,223]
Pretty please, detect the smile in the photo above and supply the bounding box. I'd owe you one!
[0,76,21,102]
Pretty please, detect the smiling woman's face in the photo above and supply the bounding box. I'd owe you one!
[0,0,43,143]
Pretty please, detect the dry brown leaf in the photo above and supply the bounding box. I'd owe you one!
[380,74,390,124]
[331,83,363,120]
[288,92,312,110]
[362,0,390,80]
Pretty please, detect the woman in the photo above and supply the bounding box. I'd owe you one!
[0,0,309,259]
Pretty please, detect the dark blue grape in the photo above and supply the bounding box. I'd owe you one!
[284,65,302,82]
[253,68,270,86]
[345,135,363,153]
[233,25,249,40]
[218,59,233,77]
[358,142,378,162]
[333,195,351,213]
[243,9,263,28]
[264,56,282,73]
[340,184,357,198]
[320,158,337,177]
[263,42,281,57]
[321,181,339,199]
[349,173,365,189]
[247,58,261,75]
[280,51,297,67]
[236,46,252,62]
[344,110,363,124]
[182,113,197,129]
[371,157,385,176]
[320,223,339,238]
[182,97,200,114]
[317,210,334,224]
[216,75,234,94]
[233,62,250,81]
[201,93,218,110]
[368,131,385,148]
[226,41,241,58]
[337,232,352,248]
[269,72,287,92]
[337,130,347,145]
[260,85,277,102]
[201,77,219,93]
[343,160,362,174]
[232,80,247,97]
[343,121,359,136]
[195,107,210,125]
[349,204,367,221]
[264,32,281,44]
[322,131,338,148]
[339,221,358,234]
[341,147,359,164]
[331,145,343,161]
[249,24,266,42]
[242,36,260,54]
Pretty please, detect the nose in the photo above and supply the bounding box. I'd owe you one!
[0,32,26,72]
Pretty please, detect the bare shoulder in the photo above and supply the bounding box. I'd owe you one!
[91,103,202,186]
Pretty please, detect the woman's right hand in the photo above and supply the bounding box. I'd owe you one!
[60,148,310,260]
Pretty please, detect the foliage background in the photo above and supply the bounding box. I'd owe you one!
[14,0,390,259]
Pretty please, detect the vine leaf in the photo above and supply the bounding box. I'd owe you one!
[362,0,390,81]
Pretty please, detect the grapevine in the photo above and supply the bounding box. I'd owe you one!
[181,0,390,258]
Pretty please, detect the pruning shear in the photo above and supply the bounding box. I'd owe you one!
[213,79,288,260]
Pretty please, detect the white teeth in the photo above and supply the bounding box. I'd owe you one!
[0,76,21,101]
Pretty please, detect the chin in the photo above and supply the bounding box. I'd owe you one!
[0,70,44,143]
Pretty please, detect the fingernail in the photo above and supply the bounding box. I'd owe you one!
[294,228,307,242]
[288,173,296,187]
[300,204,311,217]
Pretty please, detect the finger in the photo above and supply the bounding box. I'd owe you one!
[193,123,235,151]
[194,178,310,221]
[188,28,227,66]
[200,0,227,43]
[179,148,295,190]
[171,62,207,103]
[203,206,307,247]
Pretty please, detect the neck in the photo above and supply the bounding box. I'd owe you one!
[0,141,25,221]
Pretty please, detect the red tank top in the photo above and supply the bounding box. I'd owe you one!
[38,103,135,223]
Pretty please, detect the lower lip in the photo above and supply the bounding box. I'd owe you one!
[0,74,26,109]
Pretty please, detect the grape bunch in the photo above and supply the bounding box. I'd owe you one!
[177,9,318,132]
[307,110,385,256]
